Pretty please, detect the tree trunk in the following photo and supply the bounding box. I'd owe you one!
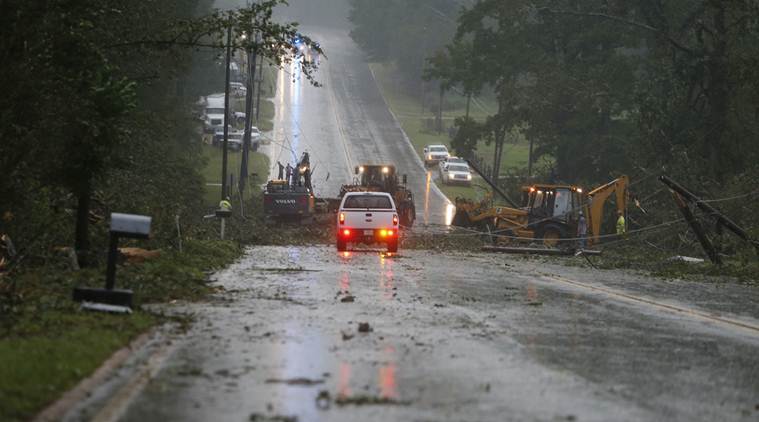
[74,179,92,268]
[465,94,471,120]
[437,86,444,134]
[527,137,534,178]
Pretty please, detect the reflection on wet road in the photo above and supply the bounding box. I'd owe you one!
[260,24,451,226]
[111,246,759,422]
[95,3,759,421]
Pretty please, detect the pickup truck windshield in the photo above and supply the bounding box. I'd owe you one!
[430,147,447,152]
[447,165,469,172]
[206,108,225,114]
[343,195,392,209]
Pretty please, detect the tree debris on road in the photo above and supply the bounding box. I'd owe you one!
[265,377,325,386]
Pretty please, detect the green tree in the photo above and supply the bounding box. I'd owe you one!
[0,0,322,266]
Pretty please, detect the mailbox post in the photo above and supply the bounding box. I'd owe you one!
[72,213,151,313]
[215,207,232,240]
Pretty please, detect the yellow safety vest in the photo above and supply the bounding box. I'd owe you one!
[219,200,232,211]
[616,215,626,235]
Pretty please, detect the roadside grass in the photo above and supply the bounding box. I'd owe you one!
[437,181,491,202]
[201,144,270,206]
[370,63,530,201]
[0,311,155,422]
[0,239,241,422]
[257,99,275,132]
[0,56,282,422]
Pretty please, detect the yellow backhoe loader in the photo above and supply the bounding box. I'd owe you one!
[453,176,629,247]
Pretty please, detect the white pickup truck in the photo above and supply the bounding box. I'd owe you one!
[337,192,399,252]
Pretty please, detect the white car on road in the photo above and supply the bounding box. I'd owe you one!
[337,192,399,252]
[441,156,467,166]
[423,144,450,166]
[439,162,473,185]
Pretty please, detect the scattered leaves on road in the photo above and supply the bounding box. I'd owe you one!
[334,395,410,406]
[250,267,320,273]
[265,377,324,386]
[315,390,331,410]
[249,413,298,422]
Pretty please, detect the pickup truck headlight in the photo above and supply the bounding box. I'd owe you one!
[466,174,472,180]
[449,173,455,179]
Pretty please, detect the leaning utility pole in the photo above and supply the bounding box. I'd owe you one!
[221,22,232,201]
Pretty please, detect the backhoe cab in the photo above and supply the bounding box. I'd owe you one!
[520,184,586,246]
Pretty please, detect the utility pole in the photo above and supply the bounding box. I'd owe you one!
[239,39,257,195]
[221,22,232,201]
[254,52,264,124]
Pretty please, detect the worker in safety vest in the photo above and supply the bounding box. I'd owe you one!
[616,210,626,236]
[219,197,232,212]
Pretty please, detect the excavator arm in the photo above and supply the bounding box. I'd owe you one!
[586,175,629,243]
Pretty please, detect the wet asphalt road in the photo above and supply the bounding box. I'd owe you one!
[102,247,759,422]
[66,3,759,421]
[260,21,451,226]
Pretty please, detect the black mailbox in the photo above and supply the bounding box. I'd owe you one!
[110,213,151,238]
[72,213,152,313]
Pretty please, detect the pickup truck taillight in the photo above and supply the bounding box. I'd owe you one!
[339,212,345,224]
[392,214,399,225]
